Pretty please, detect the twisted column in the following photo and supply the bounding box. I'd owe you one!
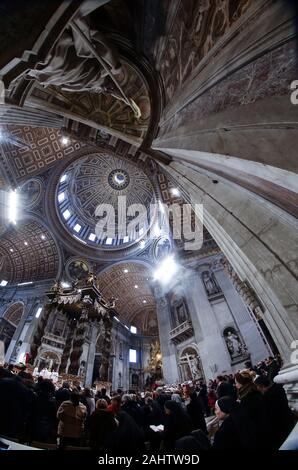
[97,316,113,381]
[59,318,77,373]
[68,310,89,375]
[30,304,52,364]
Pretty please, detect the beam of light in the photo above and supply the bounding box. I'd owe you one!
[8,190,18,224]
[153,255,179,285]
[35,307,42,318]
[0,280,8,287]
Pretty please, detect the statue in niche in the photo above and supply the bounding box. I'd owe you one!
[224,329,246,359]
[189,356,201,380]
[176,301,188,324]
[202,271,221,296]
[78,360,86,377]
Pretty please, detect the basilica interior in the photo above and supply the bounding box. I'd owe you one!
[0,0,297,453]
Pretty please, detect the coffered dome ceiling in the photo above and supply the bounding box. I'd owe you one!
[96,262,158,336]
[0,220,60,284]
[56,151,156,249]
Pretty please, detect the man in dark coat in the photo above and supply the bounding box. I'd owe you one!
[0,374,35,440]
[55,381,71,409]
[254,375,296,449]
[266,357,280,382]
[89,399,118,451]
[186,391,207,434]
[216,375,236,399]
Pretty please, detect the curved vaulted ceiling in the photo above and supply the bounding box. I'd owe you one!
[56,151,156,249]
[0,124,86,185]
[96,262,158,336]
[0,220,61,284]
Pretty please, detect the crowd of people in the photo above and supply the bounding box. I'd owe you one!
[0,354,296,452]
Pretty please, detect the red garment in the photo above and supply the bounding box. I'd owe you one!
[25,352,30,365]
[208,391,217,409]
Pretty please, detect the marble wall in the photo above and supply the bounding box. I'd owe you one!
[164,254,270,381]
[153,0,252,104]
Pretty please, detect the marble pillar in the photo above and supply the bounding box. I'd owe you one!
[85,323,98,386]
[153,285,180,384]
[183,270,232,379]
[4,300,35,362]
[214,267,271,363]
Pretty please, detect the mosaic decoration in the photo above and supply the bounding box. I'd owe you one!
[19,178,44,209]
[66,259,90,281]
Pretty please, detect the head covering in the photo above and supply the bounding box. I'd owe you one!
[164,399,182,413]
[216,396,236,414]
[235,370,253,386]
[171,393,182,403]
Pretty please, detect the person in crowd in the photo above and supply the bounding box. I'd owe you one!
[235,370,269,447]
[57,391,87,448]
[254,375,296,449]
[171,392,185,407]
[121,394,143,427]
[81,387,95,416]
[95,387,111,404]
[142,396,164,450]
[55,381,71,409]
[89,399,118,451]
[7,364,15,374]
[207,388,217,414]
[0,372,35,440]
[107,394,145,453]
[161,400,193,450]
[185,389,207,434]
[213,396,257,449]
[18,364,32,380]
[154,387,168,416]
[266,356,280,382]
[175,429,211,451]
[29,378,57,443]
[107,394,122,413]
[216,375,236,399]
[198,380,209,416]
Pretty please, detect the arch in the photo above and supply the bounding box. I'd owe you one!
[0,302,24,353]
[2,302,24,327]
[37,349,61,371]
[0,217,62,284]
[96,260,157,334]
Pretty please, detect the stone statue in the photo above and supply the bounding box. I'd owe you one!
[225,331,244,358]
[106,297,117,308]
[202,271,220,296]
[27,16,121,91]
[26,16,141,117]
[78,361,86,377]
[51,280,62,292]
[87,272,97,285]
[189,356,201,380]
[176,301,188,324]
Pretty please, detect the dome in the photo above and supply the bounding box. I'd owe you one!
[56,152,156,249]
